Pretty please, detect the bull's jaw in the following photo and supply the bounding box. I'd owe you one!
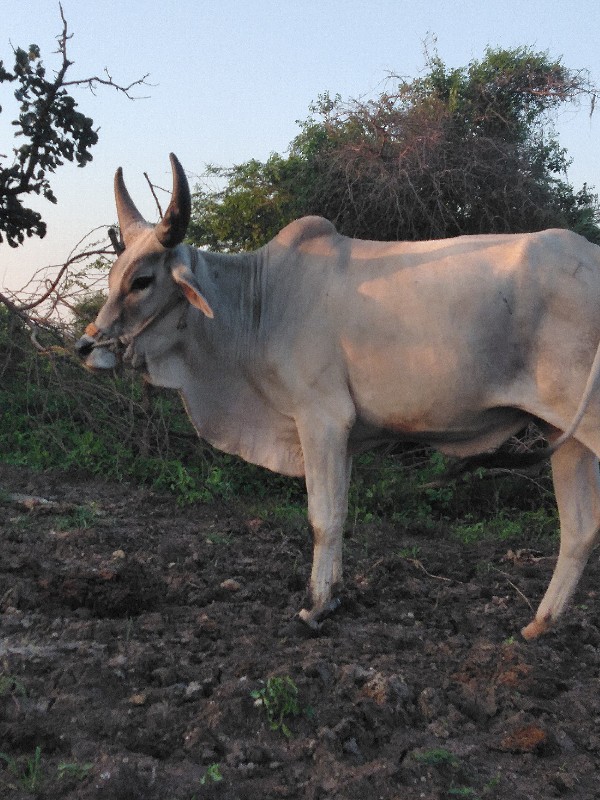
[85,347,118,370]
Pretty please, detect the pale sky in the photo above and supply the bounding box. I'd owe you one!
[2,0,600,292]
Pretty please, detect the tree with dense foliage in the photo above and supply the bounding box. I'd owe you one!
[189,46,600,251]
[0,8,148,249]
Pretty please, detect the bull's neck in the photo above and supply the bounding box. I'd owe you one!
[189,244,267,358]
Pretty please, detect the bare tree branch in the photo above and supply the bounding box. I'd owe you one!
[62,69,152,100]
[144,172,164,217]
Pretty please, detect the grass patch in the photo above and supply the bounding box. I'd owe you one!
[53,504,101,531]
[451,508,558,544]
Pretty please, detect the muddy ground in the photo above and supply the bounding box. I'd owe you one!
[2,462,600,799]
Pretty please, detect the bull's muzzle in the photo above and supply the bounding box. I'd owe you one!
[74,333,96,358]
[75,326,119,370]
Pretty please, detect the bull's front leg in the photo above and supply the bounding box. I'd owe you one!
[295,409,354,629]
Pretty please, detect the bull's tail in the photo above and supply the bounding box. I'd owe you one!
[536,333,600,456]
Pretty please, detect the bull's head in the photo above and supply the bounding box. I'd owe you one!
[75,153,213,371]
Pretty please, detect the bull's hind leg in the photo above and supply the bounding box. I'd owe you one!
[522,437,600,639]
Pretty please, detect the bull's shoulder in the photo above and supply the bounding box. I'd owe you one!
[273,216,338,249]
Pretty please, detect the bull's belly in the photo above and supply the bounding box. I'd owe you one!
[348,406,532,458]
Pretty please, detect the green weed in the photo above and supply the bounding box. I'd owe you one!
[413,747,484,798]
[485,774,502,790]
[1,746,44,792]
[205,531,232,545]
[452,520,488,544]
[0,673,26,698]
[199,763,223,784]
[23,746,43,791]
[397,544,421,559]
[251,676,302,737]
[0,751,17,772]
[414,747,459,767]
[57,761,93,781]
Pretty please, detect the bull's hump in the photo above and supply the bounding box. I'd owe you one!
[274,216,338,250]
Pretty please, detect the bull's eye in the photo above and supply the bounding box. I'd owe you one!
[130,275,154,293]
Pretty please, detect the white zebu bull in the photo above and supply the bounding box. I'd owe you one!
[77,153,600,639]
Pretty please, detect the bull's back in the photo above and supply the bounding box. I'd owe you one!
[336,228,600,431]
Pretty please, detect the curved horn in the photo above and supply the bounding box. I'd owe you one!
[154,153,191,248]
[114,166,149,246]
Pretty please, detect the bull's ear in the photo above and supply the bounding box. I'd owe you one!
[171,264,214,318]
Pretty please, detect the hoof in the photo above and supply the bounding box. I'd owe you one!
[521,613,552,641]
[298,597,341,630]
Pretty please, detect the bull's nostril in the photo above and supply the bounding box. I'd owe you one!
[75,335,95,357]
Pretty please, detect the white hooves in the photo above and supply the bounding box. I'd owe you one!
[298,597,342,629]
[521,612,552,640]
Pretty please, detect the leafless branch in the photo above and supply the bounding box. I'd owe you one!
[144,173,164,217]
[55,3,151,99]
[62,69,152,100]
[488,566,534,611]
[16,247,111,313]
[0,226,116,349]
